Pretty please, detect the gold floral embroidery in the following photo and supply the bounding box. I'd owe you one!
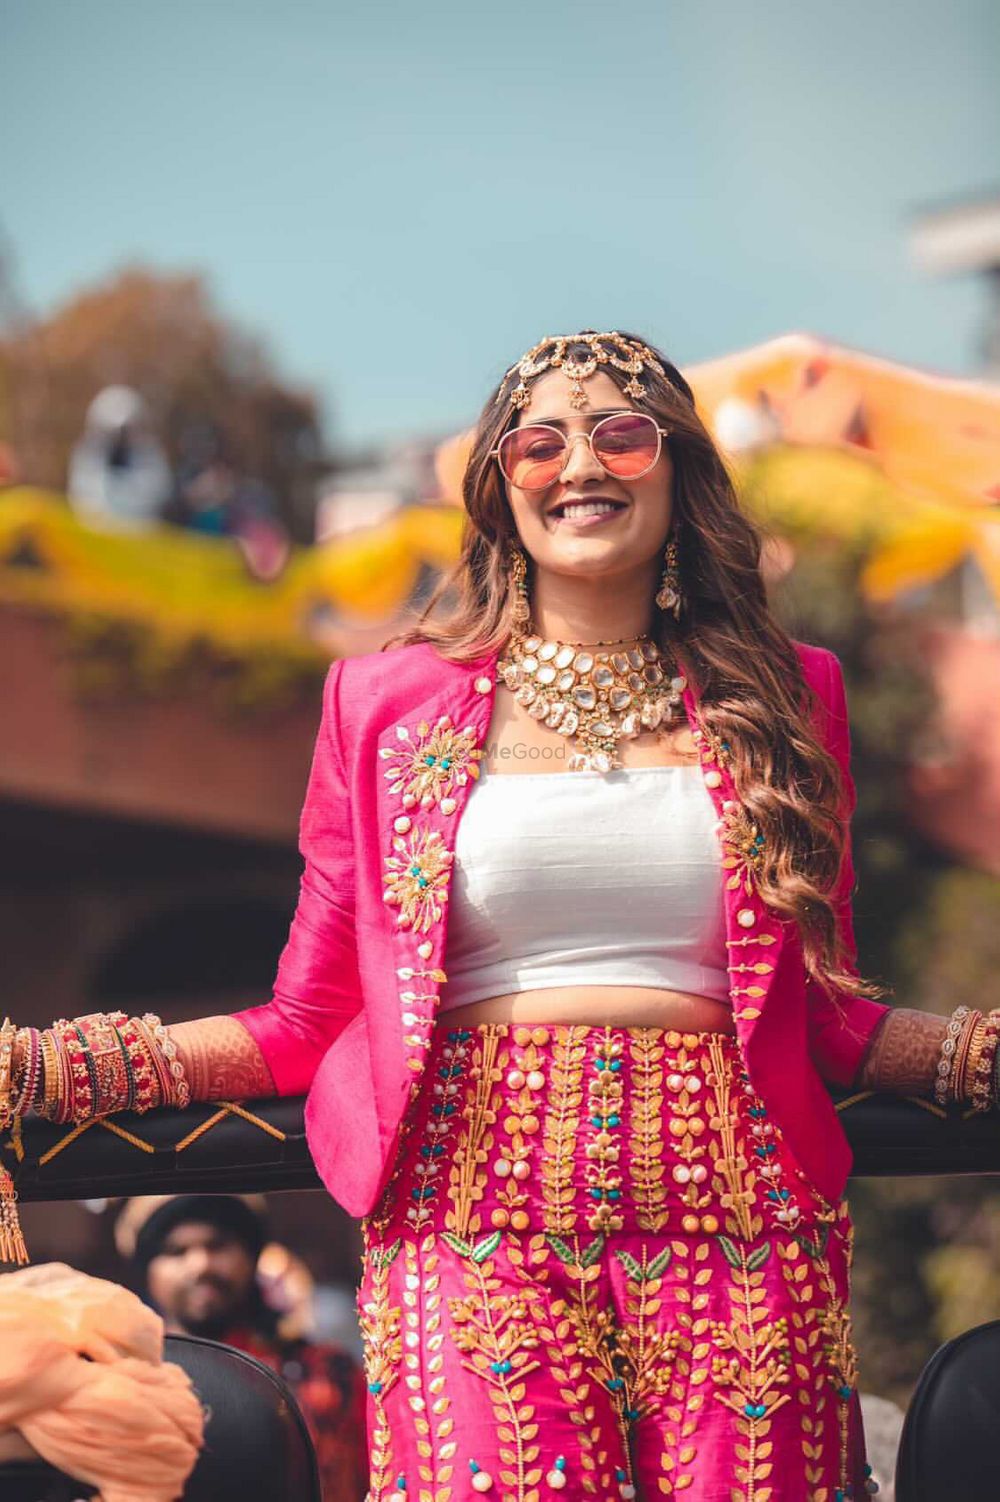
[379,716,483,811]
[403,1235,458,1501]
[584,1030,625,1234]
[663,1033,716,1234]
[445,1026,505,1245]
[809,1211,859,1500]
[383,828,454,933]
[358,1236,404,1501]
[405,1030,476,1235]
[442,1230,546,1502]
[535,1306,607,1496]
[627,1029,669,1233]
[730,1054,804,1234]
[493,1027,548,1234]
[720,802,767,897]
[541,1026,587,1237]
[505,1230,608,1496]
[545,1232,638,1494]
[694,719,734,772]
[658,1238,709,1495]
[776,1235,829,1499]
[612,1243,683,1420]
[703,1040,793,1500]
[706,1036,759,1242]
[710,1237,792,1502]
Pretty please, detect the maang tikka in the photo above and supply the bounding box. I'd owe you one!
[499,331,667,412]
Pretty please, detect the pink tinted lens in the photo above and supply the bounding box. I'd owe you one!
[497,426,567,490]
[591,414,660,477]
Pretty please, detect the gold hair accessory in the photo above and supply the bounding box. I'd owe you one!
[500,331,666,412]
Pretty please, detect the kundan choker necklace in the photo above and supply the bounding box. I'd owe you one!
[495,627,688,773]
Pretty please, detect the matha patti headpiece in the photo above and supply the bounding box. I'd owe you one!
[499,331,667,412]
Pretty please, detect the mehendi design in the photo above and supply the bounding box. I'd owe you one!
[855,1007,948,1095]
[168,1016,275,1102]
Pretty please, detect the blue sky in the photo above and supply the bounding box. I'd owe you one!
[3,0,998,450]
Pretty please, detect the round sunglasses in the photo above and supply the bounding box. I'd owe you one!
[492,411,670,492]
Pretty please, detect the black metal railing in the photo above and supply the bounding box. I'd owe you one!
[3,1090,999,1203]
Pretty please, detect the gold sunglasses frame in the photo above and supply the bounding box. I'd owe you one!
[491,411,671,491]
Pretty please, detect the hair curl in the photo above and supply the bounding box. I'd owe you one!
[385,330,888,1007]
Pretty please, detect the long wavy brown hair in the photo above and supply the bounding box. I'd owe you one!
[386,330,888,1008]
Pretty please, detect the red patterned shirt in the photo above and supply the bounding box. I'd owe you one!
[223,1325,368,1501]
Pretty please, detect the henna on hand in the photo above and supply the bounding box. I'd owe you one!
[855,1007,949,1095]
[168,1017,275,1102]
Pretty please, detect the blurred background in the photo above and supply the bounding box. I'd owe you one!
[2,0,1000,1421]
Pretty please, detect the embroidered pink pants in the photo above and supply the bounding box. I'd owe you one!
[358,1023,872,1502]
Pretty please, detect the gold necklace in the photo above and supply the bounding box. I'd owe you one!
[496,627,687,773]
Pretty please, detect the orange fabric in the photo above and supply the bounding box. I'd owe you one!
[0,1263,203,1501]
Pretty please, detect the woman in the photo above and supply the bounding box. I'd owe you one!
[4,329,996,1501]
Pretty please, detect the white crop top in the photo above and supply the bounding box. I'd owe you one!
[440,765,730,1011]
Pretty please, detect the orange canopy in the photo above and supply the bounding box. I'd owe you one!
[435,332,1000,603]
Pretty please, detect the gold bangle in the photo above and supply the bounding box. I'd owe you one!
[956,1013,985,1103]
[76,1011,131,1116]
[38,1031,58,1120]
[971,1010,1000,1113]
[0,1019,16,1130]
[141,1014,191,1109]
[125,1016,168,1113]
[935,1005,970,1107]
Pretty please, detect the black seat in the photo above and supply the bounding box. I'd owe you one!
[0,1333,321,1501]
[895,1318,1000,1500]
[0,1466,94,1502]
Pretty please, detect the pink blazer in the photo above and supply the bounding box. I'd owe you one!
[232,639,890,1216]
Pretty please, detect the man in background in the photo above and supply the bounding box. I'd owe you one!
[116,1194,368,1502]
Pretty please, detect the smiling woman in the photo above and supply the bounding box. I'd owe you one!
[8,329,989,1502]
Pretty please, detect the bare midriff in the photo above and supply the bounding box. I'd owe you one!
[441,986,737,1035]
[445,691,736,1034]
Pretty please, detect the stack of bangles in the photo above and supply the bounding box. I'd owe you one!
[934,1006,1000,1110]
[0,1011,191,1129]
[0,1012,191,1266]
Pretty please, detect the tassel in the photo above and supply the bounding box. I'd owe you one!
[0,1160,28,1266]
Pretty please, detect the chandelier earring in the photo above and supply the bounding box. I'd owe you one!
[508,541,533,628]
[655,535,683,620]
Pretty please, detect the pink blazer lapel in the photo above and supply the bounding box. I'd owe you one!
[674,652,790,1053]
[374,661,497,1095]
